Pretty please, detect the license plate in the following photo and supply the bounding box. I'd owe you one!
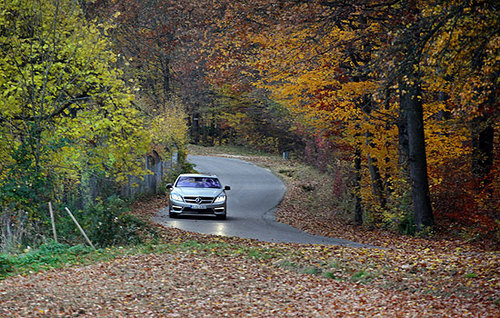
[190,204,206,209]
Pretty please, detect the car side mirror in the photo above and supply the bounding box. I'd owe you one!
[166,184,173,190]
[224,185,231,191]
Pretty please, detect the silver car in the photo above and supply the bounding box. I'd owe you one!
[166,174,230,220]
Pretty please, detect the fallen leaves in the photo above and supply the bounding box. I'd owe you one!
[1,250,497,317]
[0,148,498,317]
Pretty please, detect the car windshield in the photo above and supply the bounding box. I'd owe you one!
[176,176,222,189]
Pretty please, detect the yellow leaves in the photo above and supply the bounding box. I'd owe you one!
[203,0,500,236]
[341,81,376,97]
[150,97,189,157]
[219,111,247,128]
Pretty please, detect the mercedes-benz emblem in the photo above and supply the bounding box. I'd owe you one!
[195,197,202,204]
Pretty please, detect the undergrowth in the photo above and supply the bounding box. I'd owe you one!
[0,239,288,280]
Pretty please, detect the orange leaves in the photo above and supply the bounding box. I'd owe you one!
[198,1,499,234]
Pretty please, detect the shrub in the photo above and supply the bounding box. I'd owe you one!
[82,195,152,247]
[0,254,13,275]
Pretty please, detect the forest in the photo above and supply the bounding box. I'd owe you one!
[0,0,498,250]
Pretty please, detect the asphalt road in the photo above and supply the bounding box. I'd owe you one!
[154,155,367,246]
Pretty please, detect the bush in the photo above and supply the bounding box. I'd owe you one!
[0,254,13,275]
[82,195,152,247]
[0,241,96,278]
[37,241,71,255]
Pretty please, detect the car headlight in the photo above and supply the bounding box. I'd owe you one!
[214,194,226,203]
[170,193,183,202]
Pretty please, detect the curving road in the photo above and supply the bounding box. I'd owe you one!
[154,155,367,246]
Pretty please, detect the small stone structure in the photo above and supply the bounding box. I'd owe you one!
[121,150,179,198]
[145,150,162,195]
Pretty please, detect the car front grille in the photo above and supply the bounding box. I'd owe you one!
[182,207,215,214]
[184,196,214,204]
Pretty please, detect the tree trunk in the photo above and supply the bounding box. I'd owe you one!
[471,116,494,179]
[367,154,386,210]
[191,112,200,144]
[400,80,434,231]
[361,99,387,212]
[354,147,363,225]
[397,104,409,170]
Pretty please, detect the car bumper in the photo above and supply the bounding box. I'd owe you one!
[169,200,226,216]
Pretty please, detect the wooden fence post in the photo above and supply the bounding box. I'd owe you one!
[64,207,95,249]
[48,202,58,243]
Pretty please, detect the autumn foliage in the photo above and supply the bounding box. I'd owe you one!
[0,0,188,248]
[205,0,499,238]
[0,0,497,248]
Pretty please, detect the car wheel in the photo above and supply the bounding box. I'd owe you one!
[216,213,226,220]
[169,207,177,218]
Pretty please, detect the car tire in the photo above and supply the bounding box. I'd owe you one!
[216,213,226,220]
[169,208,177,218]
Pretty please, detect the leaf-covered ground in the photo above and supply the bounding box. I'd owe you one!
[0,148,498,317]
[0,245,495,317]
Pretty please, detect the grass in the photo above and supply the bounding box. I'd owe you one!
[303,266,320,275]
[277,169,295,177]
[350,269,378,282]
[278,260,298,268]
[328,260,342,269]
[276,256,380,284]
[323,271,337,279]
[465,272,478,279]
[0,241,161,279]
[2,238,382,288]
[0,239,294,280]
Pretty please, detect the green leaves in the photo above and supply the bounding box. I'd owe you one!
[0,0,158,249]
[0,0,151,178]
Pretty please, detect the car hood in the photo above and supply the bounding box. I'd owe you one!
[174,187,224,197]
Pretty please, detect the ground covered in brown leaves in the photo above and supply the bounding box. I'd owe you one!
[0,247,493,317]
[0,147,498,317]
